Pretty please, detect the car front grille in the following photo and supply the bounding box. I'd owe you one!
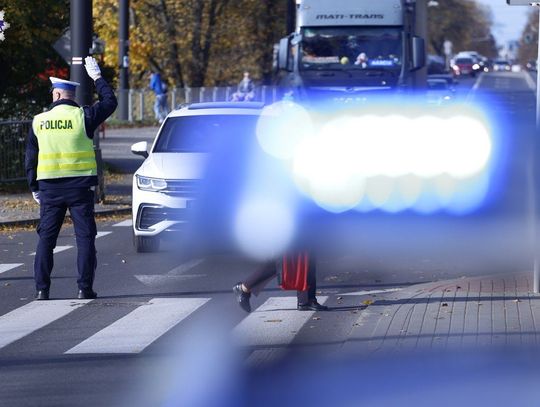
[162,179,199,197]
[137,205,190,230]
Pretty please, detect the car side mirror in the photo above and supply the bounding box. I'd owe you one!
[278,37,291,71]
[411,36,426,71]
[131,141,149,159]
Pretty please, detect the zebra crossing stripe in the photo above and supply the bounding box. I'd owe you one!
[0,300,91,350]
[112,219,132,227]
[0,263,23,274]
[96,231,112,239]
[30,246,72,256]
[233,296,328,347]
[65,298,210,354]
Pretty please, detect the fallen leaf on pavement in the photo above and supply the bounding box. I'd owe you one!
[362,299,373,305]
[264,319,282,323]
[441,303,448,307]
[312,316,321,320]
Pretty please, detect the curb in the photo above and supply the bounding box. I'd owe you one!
[0,207,132,228]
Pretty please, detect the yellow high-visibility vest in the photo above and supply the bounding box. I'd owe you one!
[33,104,97,180]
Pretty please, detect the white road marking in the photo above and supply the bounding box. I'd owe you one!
[340,288,403,296]
[0,263,23,274]
[134,274,207,286]
[134,258,206,287]
[65,298,209,354]
[523,70,537,92]
[96,231,112,239]
[233,296,328,347]
[467,73,485,101]
[112,219,132,227]
[30,246,72,256]
[167,259,205,275]
[0,300,91,350]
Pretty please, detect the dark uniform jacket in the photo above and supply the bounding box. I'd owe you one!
[25,77,118,192]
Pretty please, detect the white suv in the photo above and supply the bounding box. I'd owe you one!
[131,102,264,252]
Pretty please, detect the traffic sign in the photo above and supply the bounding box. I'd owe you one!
[443,40,452,56]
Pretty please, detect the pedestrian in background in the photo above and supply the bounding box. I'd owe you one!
[149,70,168,123]
[25,56,117,300]
[233,256,328,313]
[231,71,255,101]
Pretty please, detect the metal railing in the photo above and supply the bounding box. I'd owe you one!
[116,85,282,122]
[0,86,282,181]
[0,120,31,182]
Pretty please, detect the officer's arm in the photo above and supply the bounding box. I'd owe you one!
[25,127,39,192]
[84,78,118,136]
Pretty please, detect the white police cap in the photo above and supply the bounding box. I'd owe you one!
[50,77,80,91]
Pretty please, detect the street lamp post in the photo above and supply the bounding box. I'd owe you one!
[118,0,129,121]
[507,1,540,292]
[70,0,104,201]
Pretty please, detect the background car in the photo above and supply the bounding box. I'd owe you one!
[130,102,264,252]
[492,59,511,72]
[426,78,454,105]
[451,56,477,77]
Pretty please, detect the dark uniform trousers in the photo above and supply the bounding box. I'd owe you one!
[35,188,97,291]
[244,257,317,304]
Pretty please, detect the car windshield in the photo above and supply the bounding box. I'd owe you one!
[300,27,402,71]
[153,114,259,153]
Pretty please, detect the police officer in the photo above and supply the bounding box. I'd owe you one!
[25,56,117,300]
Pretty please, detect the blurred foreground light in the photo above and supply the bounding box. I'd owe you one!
[256,101,314,160]
[292,110,493,214]
[234,197,295,260]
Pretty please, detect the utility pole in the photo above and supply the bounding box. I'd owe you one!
[70,0,92,106]
[286,0,296,33]
[506,1,540,292]
[118,0,129,121]
[70,0,104,202]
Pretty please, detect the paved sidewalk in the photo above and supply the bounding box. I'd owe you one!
[344,271,540,354]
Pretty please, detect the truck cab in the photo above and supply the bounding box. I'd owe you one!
[277,0,425,101]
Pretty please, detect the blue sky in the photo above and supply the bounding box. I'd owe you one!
[475,0,531,45]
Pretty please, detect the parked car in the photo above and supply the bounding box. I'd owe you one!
[427,54,447,75]
[130,102,264,252]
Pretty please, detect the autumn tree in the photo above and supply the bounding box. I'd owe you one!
[0,0,70,119]
[93,0,287,89]
[428,0,497,58]
[517,9,538,65]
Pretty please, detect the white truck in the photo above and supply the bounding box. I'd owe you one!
[276,0,425,100]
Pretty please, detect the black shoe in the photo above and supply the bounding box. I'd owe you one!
[78,289,97,299]
[35,289,49,300]
[233,283,251,313]
[297,300,328,311]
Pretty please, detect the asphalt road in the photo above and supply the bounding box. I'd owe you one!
[1,73,538,406]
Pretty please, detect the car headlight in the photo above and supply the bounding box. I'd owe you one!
[136,175,167,191]
[472,64,480,70]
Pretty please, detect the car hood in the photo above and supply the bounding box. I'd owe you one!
[136,152,207,180]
